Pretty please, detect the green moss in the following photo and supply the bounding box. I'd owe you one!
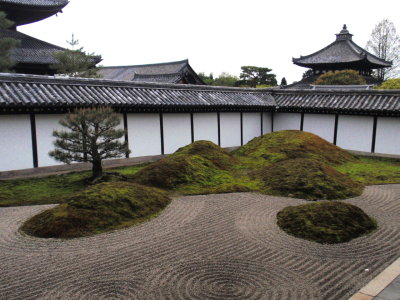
[233,130,354,166]
[130,140,246,194]
[277,201,377,244]
[335,156,400,185]
[255,158,363,200]
[21,182,171,238]
[0,172,90,207]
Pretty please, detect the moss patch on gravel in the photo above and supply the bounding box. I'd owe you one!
[21,182,171,238]
[277,201,377,244]
[255,158,363,200]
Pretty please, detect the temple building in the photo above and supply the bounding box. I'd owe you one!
[291,25,392,87]
[98,59,206,85]
[0,0,100,75]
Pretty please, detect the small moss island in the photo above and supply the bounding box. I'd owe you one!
[21,182,170,238]
[277,201,377,244]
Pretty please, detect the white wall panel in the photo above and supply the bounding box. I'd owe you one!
[127,113,161,157]
[35,114,64,167]
[243,113,261,144]
[163,113,191,154]
[375,117,400,155]
[274,113,301,131]
[0,115,33,171]
[336,115,374,152]
[193,113,218,144]
[262,112,272,134]
[220,113,241,147]
[303,114,335,143]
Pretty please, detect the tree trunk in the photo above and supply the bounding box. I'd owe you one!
[92,159,103,179]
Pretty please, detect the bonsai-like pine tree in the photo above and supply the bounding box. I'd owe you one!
[49,107,130,179]
[314,70,366,85]
[0,11,19,72]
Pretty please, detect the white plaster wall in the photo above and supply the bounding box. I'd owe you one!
[273,113,301,131]
[35,114,64,167]
[336,115,374,152]
[262,112,272,134]
[303,114,336,143]
[193,113,218,144]
[127,113,161,157]
[220,112,241,147]
[0,115,33,171]
[375,117,400,155]
[243,113,261,144]
[163,113,192,154]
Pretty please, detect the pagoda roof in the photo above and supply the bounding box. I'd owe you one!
[0,0,69,26]
[293,25,392,69]
[0,29,64,65]
[98,59,205,85]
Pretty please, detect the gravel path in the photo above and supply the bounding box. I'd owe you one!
[1,185,400,300]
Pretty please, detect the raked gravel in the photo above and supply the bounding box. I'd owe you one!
[1,185,400,299]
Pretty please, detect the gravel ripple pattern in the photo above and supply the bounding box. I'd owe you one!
[1,185,400,300]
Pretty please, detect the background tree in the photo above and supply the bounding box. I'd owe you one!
[49,107,130,179]
[213,72,238,87]
[280,77,287,86]
[237,66,277,87]
[314,70,366,85]
[0,11,19,72]
[366,19,400,80]
[198,72,214,85]
[375,78,400,89]
[51,34,101,78]
[302,69,314,79]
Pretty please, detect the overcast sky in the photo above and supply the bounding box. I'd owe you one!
[19,0,400,84]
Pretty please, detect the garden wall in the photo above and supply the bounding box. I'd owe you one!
[0,111,399,172]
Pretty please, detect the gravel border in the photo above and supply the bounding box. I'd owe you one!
[1,185,399,299]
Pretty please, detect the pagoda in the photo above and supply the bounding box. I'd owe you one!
[291,25,392,86]
[0,0,100,75]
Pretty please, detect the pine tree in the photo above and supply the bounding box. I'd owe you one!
[51,34,101,78]
[280,77,287,86]
[49,107,130,179]
[0,11,19,72]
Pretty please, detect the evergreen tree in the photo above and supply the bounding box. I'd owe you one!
[237,66,277,88]
[198,72,214,85]
[213,72,238,87]
[51,34,101,78]
[280,77,287,86]
[49,107,130,179]
[0,11,19,72]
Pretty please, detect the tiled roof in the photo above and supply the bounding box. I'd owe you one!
[132,73,184,84]
[0,30,64,65]
[0,73,274,112]
[293,26,391,69]
[0,73,399,116]
[99,60,189,81]
[274,90,400,115]
[0,0,67,6]
[98,59,205,85]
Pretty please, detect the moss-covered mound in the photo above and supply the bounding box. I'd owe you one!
[277,201,377,244]
[131,140,247,193]
[255,158,363,200]
[234,130,354,165]
[21,182,171,238]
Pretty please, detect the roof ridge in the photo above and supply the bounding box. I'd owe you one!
[101,59,189,69]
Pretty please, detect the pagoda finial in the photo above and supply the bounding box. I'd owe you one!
[336,24,353,40]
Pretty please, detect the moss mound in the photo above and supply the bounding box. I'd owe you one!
[234,130,354,165]
[21,182,171,238]
[277,201,377,244]
[255,158,363,200]
[131,140,244,192]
